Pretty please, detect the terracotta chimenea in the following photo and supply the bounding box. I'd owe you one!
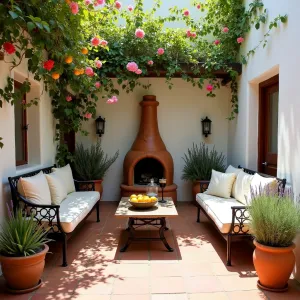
[121,95,177,203]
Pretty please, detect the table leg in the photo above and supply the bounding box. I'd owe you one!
[159,218,174,252]
[120,218,134,252]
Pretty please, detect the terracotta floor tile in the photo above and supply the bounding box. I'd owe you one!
[116,263,150,277]
[74,277,114,295]
[111,295,150,300]
[226,290,268,299]
[150,263,182,277]
[217,274,258,292]
[184,276,223,293]
[182,262,214,276]
[151,277,185,294]
[151,294,188,300]
[71,296,110,300]
[188,292,228,300]
[212,262,256,277]
[113,277,150,295]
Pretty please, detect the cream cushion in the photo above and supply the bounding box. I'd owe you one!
[52,164,75,194]
[233,171,254,205]
[248,173,277,201]
[45,172,68,205]
[226,165,242,175]
[17,171,51,205]
[35,191,100,233]
[196,193,250,234]
[206,170,237,199]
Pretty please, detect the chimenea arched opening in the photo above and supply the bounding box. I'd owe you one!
[134,158,164,185]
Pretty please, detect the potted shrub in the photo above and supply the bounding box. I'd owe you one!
[249,189,300,292]
[181,142,226,201]
[0,209,49,293]
[73,142,119,198]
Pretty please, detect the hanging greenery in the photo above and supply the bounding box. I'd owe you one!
[0,0,287,159]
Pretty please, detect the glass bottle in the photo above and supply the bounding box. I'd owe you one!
[146,178,158,197]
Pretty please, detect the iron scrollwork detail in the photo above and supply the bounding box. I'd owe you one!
[230,206,250,235]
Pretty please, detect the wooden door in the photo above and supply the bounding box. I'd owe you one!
[258,75,279,176]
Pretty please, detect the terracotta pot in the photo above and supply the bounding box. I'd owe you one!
[253,240,295,291]
[192,180,209,203]
[0,244,49,292]
[293,231,300,283]
[93,179,103,199]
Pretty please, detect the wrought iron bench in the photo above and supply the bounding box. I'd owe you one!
[195,166,286,266]
[8,166,100,267]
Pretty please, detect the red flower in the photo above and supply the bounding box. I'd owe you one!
[3,42,16,54]
[43,60,55,71]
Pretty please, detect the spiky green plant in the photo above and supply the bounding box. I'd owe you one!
[73,142,119,181]
[249,191,300,247]
[0,209,49,257]
[181,142,226,181]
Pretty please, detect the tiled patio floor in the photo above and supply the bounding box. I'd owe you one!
[1,202,300,300]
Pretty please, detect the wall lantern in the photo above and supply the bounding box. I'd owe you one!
[96,116,106,137]
[201,116,212,137]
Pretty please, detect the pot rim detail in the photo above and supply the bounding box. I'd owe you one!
[254,240,295,253]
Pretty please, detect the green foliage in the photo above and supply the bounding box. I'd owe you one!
[181,142,226,181]
[73,142,119,181]
[0,209,49,257]
[249,193,300,247]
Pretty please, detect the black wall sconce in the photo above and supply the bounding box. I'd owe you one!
[96,116,106,137]
[201,116,212,137]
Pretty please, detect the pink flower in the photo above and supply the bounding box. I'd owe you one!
[84,113,92,119]
[206,84,213,92]
[183,9,190,16]
[3,42,16,55]
[196,3,201,9]
[237,37,244,44]
[157,48,164,55]
[128,5,133,11]
[85,67,94,76]
[148,60,154,66]
[135,28,145,39]
[126,62,138,72]
[94,0,105,6]
[22,99,26,105]
[135,69,142,75]
[69,2,79,15]
[66,95,72,102]
[223,27,229,33]
[214,39,220,45]
[100,40,108,47]
[95,60,102,68]
[186,30,191,37]
[191,32,197,38]
[115,1,122,9]
[106,95,118,104]
[85,0,92,5]
[91,36,100,46]
[95,81,101,88]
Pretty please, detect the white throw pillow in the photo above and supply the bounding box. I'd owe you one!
[52,164,75,194]
[233,171,254,205]
[17,171,51,205]
[45,172,68,205]
[248,173,277,202]
[225,165,242,175]
[206,170,237,199]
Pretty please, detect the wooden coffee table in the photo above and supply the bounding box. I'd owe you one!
[115,197,178,252]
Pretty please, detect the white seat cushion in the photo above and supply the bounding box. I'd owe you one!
[35,191,100,233]
[196,193,250,234]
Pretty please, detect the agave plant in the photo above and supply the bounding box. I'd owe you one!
[0,209,49,257]
[73,142,119,181]
[249,188,300,247]
[181,142,226,181]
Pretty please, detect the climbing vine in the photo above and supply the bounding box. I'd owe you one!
[0,0,287,156]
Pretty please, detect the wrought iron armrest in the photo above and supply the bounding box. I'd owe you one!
[230,205,251,235]
[74,179,95,191]
[18,194,64,234]
[199,180,210,193]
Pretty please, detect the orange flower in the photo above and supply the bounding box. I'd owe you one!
[65,56,73,64]
[65,0,71,3]
[74,68,81,76]
[81,47,88,55]
[79,68,85,75]
[52,72,60,80]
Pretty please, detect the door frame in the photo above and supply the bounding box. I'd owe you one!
[258,74,279,173]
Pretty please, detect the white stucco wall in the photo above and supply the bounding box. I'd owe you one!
[228,0,300,191]
[76,78,231,202]
[0,56,56,225]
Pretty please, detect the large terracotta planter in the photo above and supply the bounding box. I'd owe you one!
[293,231,300,283]
[93,179,103,199]
[192,180,209,203]
[0,244,49,293]
[253,240,295,292]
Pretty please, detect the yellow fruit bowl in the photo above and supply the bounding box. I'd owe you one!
[129,195,158,209]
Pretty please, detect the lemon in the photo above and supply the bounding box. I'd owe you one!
[137,194,143,198]
[131,197,138,202]
[130,194,137,199]
[143,196,150,200]
[150,197,157,202]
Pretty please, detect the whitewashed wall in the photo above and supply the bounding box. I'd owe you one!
[76,78,231,202]
[0,56,56,225]
[228,0,300,192]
